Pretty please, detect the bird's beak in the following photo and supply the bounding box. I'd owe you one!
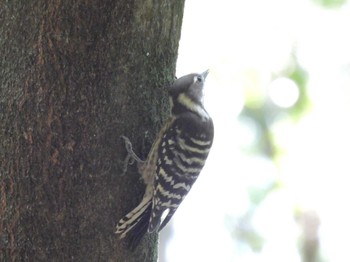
[201,69,209,80]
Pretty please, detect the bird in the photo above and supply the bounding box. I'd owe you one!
[116,70,214,249]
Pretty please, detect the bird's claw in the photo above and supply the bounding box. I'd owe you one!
[120,135,144,175]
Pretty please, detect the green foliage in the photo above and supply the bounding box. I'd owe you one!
[239,56,310,158]
[312,0,347,8]
[287,64,310,120]
[234,53,311,254]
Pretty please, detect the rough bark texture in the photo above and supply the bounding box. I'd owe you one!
[0,1,185,261]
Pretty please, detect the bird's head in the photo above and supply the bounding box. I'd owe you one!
[168,70,210,119]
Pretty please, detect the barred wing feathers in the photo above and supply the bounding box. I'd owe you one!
[148,112,214,232]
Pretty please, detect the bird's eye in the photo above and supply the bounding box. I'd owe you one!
[196,76,202,82]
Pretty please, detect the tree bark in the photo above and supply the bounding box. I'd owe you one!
[0,1,185,261]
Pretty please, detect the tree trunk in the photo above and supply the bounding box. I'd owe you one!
[0,1,185,261]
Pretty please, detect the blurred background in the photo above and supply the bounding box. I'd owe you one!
[159,0,350,261]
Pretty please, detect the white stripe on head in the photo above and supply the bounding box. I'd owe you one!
[177,93,209,120]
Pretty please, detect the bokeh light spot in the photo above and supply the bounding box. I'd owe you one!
[268,77,300,108]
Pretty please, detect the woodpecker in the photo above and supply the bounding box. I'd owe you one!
[116,70,214,249]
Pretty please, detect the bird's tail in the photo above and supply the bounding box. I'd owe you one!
[116,197,152,249]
